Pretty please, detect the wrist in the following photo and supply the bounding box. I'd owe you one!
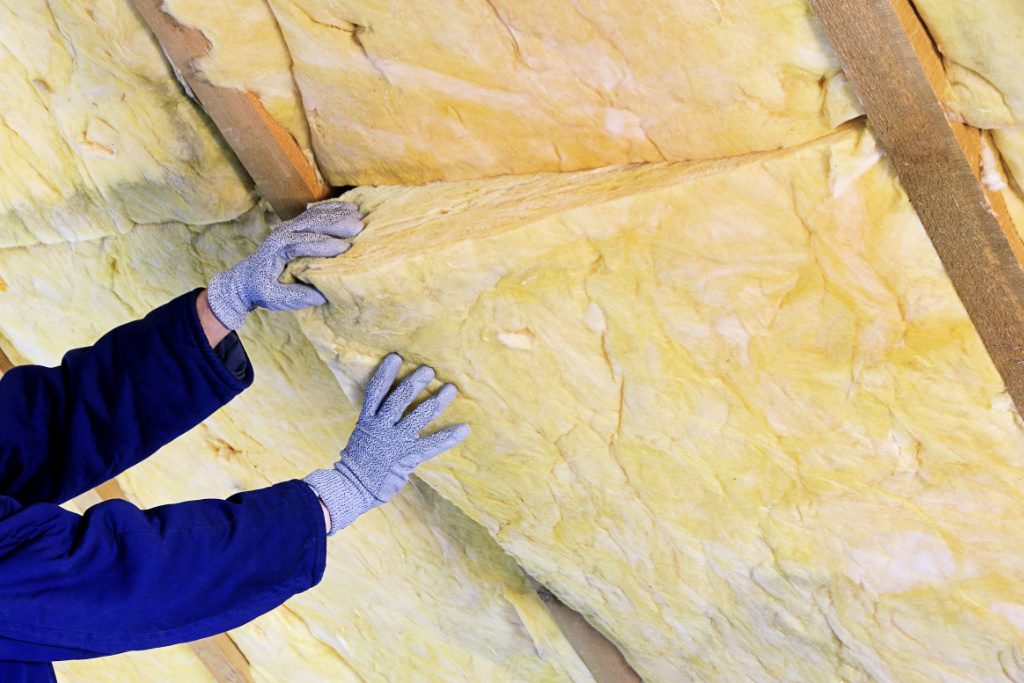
[196,289,232,348]
[319,498,331,534]
[303,468,371,537]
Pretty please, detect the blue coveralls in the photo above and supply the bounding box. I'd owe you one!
[0,289,327,682]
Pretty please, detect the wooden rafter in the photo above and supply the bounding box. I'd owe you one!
[809,0,1024,412]
[130,0,330,220]
[528,578,640,683]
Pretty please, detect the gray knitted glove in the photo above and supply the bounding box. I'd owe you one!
[207,201,364,330]
[304,353,470,536]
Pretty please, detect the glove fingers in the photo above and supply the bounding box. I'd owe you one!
[304,215,364,239]
[286,201,364,238]
[413,423,471,462]
[262,281,327,311]
[398,383,457,433]
[283,233,351,261]
[361,353,403,419]
[379,365,435,421]
[289,200,360,223]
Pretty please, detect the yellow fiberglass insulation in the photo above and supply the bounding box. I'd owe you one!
[0,0,254,249]
[265,0,860,185]
[911,0,1024,130]
[995,128,1024,197]
[0,211,592,683]
[291,122,1024,682]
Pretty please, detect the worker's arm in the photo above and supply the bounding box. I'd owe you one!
[0,201,362,508]
[0,480,326,662]
[0,288,253,506]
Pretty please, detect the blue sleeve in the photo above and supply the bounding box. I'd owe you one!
[0,288,253,506]
[0,479,327,661]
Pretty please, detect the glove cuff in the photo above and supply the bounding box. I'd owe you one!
[207,268,252,331]
[303,466,373,536]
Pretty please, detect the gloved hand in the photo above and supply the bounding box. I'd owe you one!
[207,201,363,330]
[304,353,470,536]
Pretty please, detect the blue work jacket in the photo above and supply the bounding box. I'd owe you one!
[0,289,327,682]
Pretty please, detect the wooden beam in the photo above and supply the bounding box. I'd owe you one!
[809,0,1024,411]
[130,0,329,220]
[527,578,640,683]
[186,637,255,683]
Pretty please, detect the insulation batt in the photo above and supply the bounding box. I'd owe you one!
[911,0,1024,130]
[264,0,861,185]
[0,0,254,249]
[0,211,592,683]
[291,122,1024,682]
